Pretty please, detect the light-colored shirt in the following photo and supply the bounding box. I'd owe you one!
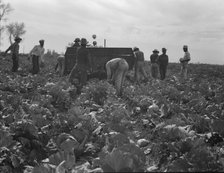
[106,58,128,80]
[30,45,45,62]
[183,51,191,61]
[134,50,144,62]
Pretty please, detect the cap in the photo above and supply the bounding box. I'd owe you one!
[74,38,80,42]
[183,45,188,49]
[133,47,139,52]
[39,39,45,43]
[80,38,88,45]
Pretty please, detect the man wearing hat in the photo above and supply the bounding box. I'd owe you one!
[179,45,191,79]
[4,36,22,72]
[29,39,45,74]
[69,38,91,94]
[158,48,169,80]
[150,49,159,79]
[133,47,148,84]
[72,38,80,48]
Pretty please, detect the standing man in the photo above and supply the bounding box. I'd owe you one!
[179,45,191,79]
[69,38,91,93]
[29,40,45,75]
[64,38,80,75]
[106,58,129,96]
[158,48,169,80]
[4,36,22,72]
[150,49,159,79]
[133,47,148,84]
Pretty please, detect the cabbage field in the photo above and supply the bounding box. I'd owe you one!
[1,54,224,172]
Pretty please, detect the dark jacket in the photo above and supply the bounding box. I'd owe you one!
[150,54,159,63]
[158,54,169,67]
[5,42,19,57]
[76,46,90,68]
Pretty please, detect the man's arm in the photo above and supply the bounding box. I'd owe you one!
[4,44,13,56]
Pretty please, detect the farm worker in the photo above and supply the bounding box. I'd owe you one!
[150,49,159,79]
[106,58,129,96]
[69,38,91,93]
[55,54,65,76]
[158,48,169,80]
[133,47,148,84]
[179,45,191,79]
[4,36,22,72]
[29,39,45,75]
[64,38,80,75]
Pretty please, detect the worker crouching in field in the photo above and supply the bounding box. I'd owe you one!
[179,45,191,80]
[4,36,22,72]
[55,54,65,76]
[29,40,45,75]
[106,58,129,96]
[68,38,91,94]
[133,47,148,84]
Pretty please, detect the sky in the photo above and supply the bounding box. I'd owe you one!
[1,0,224,64]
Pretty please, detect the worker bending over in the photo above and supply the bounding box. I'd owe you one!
[106,58,129,96]
[55,54,65,76]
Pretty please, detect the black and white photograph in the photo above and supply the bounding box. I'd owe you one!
[0,0,224,172]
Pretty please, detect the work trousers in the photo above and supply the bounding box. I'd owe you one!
[32,55,40,74]
[11,54,19,72]
[159,65,167,80]
[56,56,65,76]
[180,62,188,79]
[134,61,147,83]
[69,64,88,93]
[151,63,159,79]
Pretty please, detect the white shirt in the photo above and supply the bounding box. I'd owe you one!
[30,45,45,62]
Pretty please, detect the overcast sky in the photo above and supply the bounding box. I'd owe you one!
[2,0,224,64]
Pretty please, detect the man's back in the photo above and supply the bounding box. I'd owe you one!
[76,47,89,66]
[135,50,144,61]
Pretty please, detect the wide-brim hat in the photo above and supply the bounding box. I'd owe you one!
[14,36,22,41]
[152,49,159,53]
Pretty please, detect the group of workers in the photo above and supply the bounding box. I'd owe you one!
[3,36,191,96]
[4,36,45,75]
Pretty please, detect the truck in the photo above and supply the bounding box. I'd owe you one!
[63,47,135,79]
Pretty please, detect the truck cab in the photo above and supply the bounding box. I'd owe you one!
[63,47,135,78]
